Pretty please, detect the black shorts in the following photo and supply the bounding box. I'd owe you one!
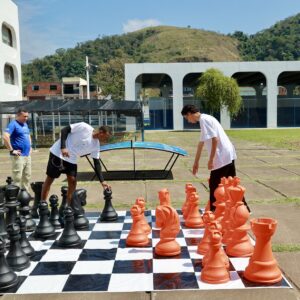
[46,152,77,178]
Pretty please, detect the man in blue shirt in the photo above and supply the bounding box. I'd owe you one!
[3,108,32,192]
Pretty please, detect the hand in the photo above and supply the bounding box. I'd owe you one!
[207,159,214,170]
[61,148,70,158]
[192,161,199,175]
[11,149,21,156]
[101,181,111,190]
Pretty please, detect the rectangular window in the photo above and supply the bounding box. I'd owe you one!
[2,25,13,47]
[4,64,15,85]
[50,85,57,91]
[32,85,39,91]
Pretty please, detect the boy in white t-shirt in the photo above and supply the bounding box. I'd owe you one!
[181,105,237,211]
[41,122,111,205]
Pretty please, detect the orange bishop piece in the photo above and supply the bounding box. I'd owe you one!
[126,204,149,247]
[135,197,151,235]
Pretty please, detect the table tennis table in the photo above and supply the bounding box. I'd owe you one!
[84,141,188,180]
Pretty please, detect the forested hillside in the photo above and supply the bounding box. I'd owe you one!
[22,13,300,99]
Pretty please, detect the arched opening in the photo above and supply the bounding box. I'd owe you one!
[136,73,173,129]
[2,23,14,47]
[277,72,300,127]
[4,63,15,85]
[231,72,267,128]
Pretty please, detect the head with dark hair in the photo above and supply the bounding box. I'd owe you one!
[16,107,29,124]
[181,105,199,116]
[95,125,111,143]
[17,107,28,115]
[181,105,200,124]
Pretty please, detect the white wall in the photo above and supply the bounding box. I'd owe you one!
[125,61,300,129]
[0,0,22,102]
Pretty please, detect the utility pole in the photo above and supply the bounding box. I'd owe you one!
[86,56,90,99]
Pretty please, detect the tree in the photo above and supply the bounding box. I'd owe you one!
[195,68,242,117]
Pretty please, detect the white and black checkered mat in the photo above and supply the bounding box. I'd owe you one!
[2,210,292,294]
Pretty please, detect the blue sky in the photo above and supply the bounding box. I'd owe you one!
[13,0,300,63]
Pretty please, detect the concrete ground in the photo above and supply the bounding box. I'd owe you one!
[0,131,299,299]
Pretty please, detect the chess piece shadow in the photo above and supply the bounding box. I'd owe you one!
[126,205,149,247]
[244,218,282,283]
[100,188,118,222]
[58,207,82,248]
[0,237,18,292]
[155,205,181,256]
[30,181,44,218]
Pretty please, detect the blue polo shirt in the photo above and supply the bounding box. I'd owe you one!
[5,120,31,156]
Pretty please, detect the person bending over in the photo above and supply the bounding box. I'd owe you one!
[41,122,111,205]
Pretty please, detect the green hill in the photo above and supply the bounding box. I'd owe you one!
[22,26,240,98]
[233,13,300,60]
[22,13,300,99]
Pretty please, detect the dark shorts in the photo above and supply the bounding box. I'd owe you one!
[46,152,77,178]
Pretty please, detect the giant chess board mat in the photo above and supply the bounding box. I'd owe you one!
[2,210,292,294]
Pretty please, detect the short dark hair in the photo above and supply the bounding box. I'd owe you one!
[98,125,111,134]
[16,107,28,115]
[181,105,199,116]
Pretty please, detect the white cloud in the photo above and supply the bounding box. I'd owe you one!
[123,19,162,33]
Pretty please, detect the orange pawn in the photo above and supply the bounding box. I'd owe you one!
[185,192,204,228]
[182,184,197,220]
[135,197,151,235]
[201,230,230,284]
[155,205,181,256]
[126,205,149,247]
[244,218,282,283]
[197,211,215,255]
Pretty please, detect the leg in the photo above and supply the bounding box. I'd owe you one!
[66,175,77,205]
[22,155,32,192]
[11,156,23,188]
[41,175,55,201]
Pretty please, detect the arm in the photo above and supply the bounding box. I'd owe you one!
[192,141,204,175]
[93,158,110,189]
[3,132,21,156]
[60,125,71,157]
[208,137,218,170]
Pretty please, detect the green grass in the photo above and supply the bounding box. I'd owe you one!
[250,198,300,205]
[272,244,300,252]
[226,129,300,150]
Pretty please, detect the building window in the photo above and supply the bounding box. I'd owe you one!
[4,64,15,85]
[50,85,57,91]
[2,24,13,47]
[32,85,39,91]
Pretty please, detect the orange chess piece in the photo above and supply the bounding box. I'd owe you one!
[185,192,204,228]
[225,178,253,257]
[135,197,151,235]
[213,182,226,222]
[201,230,230,284]
[244,218,282,283]
[156,188,171,228]
[182,184,197,220]
[155,205,181,256]
[197,211,215,255]
[126,205,149,247]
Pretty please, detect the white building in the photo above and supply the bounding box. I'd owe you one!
[0,0,22,102]
[125,62,300,129]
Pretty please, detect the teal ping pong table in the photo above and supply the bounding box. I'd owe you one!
[85,141,188,180]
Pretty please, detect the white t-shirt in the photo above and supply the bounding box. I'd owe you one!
[50,122,100,164]
[199,114,237,170]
